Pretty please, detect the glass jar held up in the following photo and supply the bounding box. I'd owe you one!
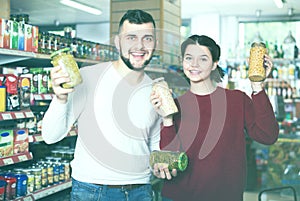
[50,47,83,88]
[248,42,267,82]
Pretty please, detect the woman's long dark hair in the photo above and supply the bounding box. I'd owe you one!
[181,35,225,83]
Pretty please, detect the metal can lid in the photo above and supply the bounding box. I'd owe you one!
[177,152,188,171]
[50,47,71,59]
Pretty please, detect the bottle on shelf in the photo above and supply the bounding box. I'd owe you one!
[282,31,296,60]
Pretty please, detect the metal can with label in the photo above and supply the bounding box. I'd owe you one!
[0,174,16,200]
[0,179,7,201]
[14,171,28,197]
[21,169,34,193]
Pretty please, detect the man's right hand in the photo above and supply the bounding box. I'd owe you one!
[152,163,177,180]
[50,65,74,104]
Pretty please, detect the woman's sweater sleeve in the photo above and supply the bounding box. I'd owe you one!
[160,123,182,151]
[245,90,279,145]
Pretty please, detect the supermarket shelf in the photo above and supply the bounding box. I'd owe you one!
[0,152,33,166]
[14,180,72,201]
[33,94,54,101]
[29,129,77,143]
[0,110,34,121]
[277,137,300,143]
[0,48,99,67]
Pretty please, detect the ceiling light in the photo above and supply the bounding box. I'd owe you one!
[273,0,284,8]
[60,0,102,15]
[255,9,261,18]
[288,8,294,16]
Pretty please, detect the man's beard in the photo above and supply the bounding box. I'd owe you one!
[119,47,155,71]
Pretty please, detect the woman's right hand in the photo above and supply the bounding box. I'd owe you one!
[150,90,163,115]
[50,66,74,104]
[150,91,174,126]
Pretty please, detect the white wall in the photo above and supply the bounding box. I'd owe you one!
[76,22,110,44]
[190,13,221,43]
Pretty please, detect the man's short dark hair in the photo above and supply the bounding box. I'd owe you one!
[118,9,156,33]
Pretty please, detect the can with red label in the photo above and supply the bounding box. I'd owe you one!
[0,174,16,200]
[0,179,6,201]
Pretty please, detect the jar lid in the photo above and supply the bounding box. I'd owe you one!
[177,152,188,171]
[251,42,266,48]
[50,47,71,59]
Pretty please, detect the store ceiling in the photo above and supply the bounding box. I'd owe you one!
[10,0,300,26]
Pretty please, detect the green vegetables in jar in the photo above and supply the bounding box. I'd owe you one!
[50,47,82,88]
[149,150,188,171]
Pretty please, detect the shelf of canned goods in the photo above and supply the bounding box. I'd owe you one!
[13,179,72,201]
[0,48,99,67]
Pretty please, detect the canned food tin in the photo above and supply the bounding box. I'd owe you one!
[21,169,34,193]
[14,171,28,197]
[0,180,6,201]
[1,174,16,200]
[248,42,267,82]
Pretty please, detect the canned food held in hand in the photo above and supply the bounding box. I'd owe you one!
[150,150,188,172]
[152,77,178,117]
[248,42,267,82]
[50,48,82,88]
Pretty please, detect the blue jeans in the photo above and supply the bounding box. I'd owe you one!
[71,178,153,201]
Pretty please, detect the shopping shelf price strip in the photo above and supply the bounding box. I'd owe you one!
[33,94,54,101]
[0,152,33,166]
[0,110,34,121]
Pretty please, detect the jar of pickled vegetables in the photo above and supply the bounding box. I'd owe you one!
[149,150,188,171]
[248,42,267,82]
[50,47,82,88]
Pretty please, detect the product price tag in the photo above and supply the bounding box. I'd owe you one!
[15,112,25,119]
[34,135,44,142]
[25,111,34,118]
[18,154,28,161]
[44,94,52,100]
[2,113,12,120]
[34,94,42,100]
[22,195,34,201]
[3,157,14,165]
[28,135,34,143]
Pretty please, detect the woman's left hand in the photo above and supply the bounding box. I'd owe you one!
[264,54,273,78]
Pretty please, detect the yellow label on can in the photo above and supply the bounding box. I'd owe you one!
[0,86,6,112]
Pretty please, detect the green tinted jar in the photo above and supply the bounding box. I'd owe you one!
[149,150,188,171]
